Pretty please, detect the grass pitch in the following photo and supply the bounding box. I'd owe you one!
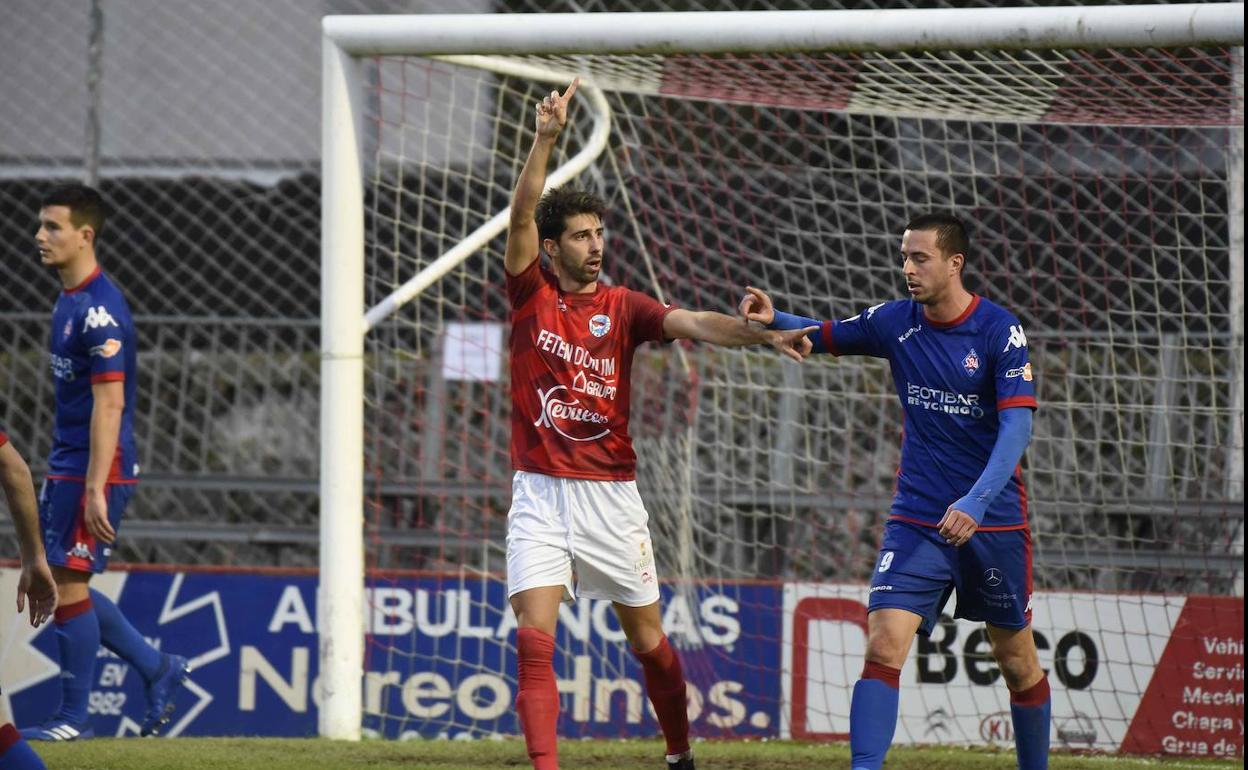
[33,738,1245,770]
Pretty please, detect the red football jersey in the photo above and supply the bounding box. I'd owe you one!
[506,259,675,480]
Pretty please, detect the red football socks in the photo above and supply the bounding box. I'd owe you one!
[634,635,691,757]
[516,627,559,770]
[862,660,902,689]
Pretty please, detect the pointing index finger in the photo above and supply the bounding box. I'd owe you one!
[561,77,580,103]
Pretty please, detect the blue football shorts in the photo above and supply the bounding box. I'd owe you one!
[39,478,135,574]
[868,518,1033,635]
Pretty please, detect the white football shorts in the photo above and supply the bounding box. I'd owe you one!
[506,470,661,607]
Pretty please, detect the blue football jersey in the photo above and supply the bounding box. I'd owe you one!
[823,294,1036,529]
[47,268,139,482]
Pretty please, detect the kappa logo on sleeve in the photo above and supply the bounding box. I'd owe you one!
[90,338,123,358]
[844,302,885,324]
[84,306,119,331]
[1002,324,1028,352]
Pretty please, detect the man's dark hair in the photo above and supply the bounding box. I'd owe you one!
[535,187,608,244]
[905,212,968,263]
[42,184,107,239]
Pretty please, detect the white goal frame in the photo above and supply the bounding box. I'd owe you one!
[319,4,1244,740]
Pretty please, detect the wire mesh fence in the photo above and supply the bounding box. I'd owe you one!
[0,0,1242,587]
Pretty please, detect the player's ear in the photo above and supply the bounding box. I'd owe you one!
[949,251,965,276]
[79,223,96,247]
[542,237,558,257]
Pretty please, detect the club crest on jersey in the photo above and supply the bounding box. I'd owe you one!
[962,348,980,376]
[90,338,122,358]
[588,314,612,338]
[62,320,73,339]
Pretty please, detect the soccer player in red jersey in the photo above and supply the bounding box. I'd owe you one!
[504,80,814,770]
[0,430,56,769]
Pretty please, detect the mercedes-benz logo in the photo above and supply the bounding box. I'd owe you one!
[984,568,1002,587]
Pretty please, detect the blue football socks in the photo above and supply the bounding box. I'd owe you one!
[1011,676,1052,770]
[849,662,902,770]
[52,598,98,726]
[91,588,162,681]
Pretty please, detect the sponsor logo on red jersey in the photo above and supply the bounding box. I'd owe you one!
[533,385,611,442]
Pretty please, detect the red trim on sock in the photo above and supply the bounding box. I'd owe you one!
[55,596,93,624]
[516,628,559,770]
[0,723,20,754]
[634,636,691,757]
[861,661,901,689]
[1010,675,1051,708]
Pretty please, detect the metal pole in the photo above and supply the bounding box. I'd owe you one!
[84,0,104,186]
[319,34,366,740]
[1227,47,1244,597]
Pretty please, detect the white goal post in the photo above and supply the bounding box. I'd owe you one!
[320,5,1244,741]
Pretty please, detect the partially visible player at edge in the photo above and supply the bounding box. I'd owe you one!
[740,214,1049,770]
[0,431,57,769]
[18,185,190,742]
[505,79,815,770]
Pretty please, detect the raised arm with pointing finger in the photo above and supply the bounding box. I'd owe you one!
[505,79,580,278]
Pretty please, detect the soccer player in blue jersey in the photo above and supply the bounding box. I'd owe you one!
[18,185,190,742]
[0,430,56,769]
[740,213,1050,770]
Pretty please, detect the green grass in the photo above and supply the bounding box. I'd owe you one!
[33,738,1245,770]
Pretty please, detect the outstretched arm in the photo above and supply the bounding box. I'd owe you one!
[0,437,57,626]
[739,286,827,354]
[663,308,816,362]
[937,407,1034,547]
[504,78,580,276]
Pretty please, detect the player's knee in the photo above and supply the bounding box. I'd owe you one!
[865,608,924,666]
[995,650,1042,691]
[864,637,909,669]
[615,604,665,652]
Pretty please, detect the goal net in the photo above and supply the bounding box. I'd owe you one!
[322,7,1244,752]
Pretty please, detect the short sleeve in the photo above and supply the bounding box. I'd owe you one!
[993,318,1038,411]
[627,290,677,344]
[827,302,889,358]
[78,297,129,383]
[505,257,546,310]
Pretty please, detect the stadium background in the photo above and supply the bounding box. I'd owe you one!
[0,0,1243,757]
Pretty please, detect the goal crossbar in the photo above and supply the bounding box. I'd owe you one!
[323,4,1244,57]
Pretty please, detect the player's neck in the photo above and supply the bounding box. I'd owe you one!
[556,274,597,294]
[922,286,974,324]
[58,254,100,291]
